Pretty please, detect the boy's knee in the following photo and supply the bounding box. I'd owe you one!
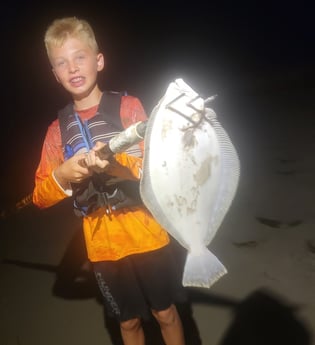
[152,304,178,326]
[120,317,141,332]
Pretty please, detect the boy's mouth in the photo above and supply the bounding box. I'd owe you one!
[70,76,85,87]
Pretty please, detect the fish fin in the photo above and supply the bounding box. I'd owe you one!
[182,249,227,288]
[204,108,240,243]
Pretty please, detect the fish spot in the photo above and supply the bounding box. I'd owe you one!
[186,207,195,215]
[182,128,197,149]
[166,200,174,208]
[194,156,213,185]
[174,192,198,215]
[161,120,173,140]
[174,195,188,217]
[186,193,198,214]
[175,195,187,206]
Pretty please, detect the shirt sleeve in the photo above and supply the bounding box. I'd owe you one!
[106,95,148,179]
[120,95,148,154]
[120,95,148,127]
[32,120,69,209]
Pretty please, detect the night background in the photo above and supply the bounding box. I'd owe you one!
[1,0,312,204]
[1,1,315,344]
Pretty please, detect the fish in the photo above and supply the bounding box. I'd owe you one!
[140,78,240,288]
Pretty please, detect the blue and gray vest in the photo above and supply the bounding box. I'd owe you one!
[58,91,143,217]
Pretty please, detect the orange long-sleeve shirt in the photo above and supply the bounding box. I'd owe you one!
[33,95,170,262]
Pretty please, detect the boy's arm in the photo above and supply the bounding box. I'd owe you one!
[32,121,68,208]
[120,95,148,155]
[107,152,143,180]
[98,95,147,180]
[33,121,94,209]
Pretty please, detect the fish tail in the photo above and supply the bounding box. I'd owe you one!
[182,249,227,288]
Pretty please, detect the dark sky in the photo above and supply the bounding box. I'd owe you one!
[1,0,313,205]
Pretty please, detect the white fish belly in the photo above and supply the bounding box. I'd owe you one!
[140,79,240,288]
[145,116,221,250]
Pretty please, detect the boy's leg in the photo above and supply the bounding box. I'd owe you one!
[120,317,145,345]
[152,304,185,345]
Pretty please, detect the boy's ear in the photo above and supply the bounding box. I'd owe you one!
[97,53,105,71]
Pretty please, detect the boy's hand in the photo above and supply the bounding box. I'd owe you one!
[54,142,114,189]
[84,150,111,173]
[85,141,112,173]
[91,141,112,160]
[54,153,93,188]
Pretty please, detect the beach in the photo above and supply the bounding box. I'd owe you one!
[1,73,314,344]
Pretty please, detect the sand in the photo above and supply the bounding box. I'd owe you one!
[1,79,314,345]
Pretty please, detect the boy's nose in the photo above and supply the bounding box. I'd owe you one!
[69,62,79,73]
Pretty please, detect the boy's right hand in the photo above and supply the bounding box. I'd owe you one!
[54,153,93,189]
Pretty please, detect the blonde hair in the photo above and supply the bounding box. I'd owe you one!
[44,17,99,59]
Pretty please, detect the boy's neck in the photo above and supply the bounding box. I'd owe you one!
[73,86,103,111]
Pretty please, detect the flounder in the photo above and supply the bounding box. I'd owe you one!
[140,78,240,288]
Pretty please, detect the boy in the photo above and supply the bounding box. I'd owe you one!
[33,16,186,345]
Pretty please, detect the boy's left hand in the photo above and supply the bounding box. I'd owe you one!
[84,142,111,173]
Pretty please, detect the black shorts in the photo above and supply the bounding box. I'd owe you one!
[92,240,188,322]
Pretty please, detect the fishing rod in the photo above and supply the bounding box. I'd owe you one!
[0,193,34,220]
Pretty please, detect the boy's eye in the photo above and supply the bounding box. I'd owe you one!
[56,60,65,67]
[76,55,85,61]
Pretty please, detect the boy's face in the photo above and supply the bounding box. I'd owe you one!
[49,36,104,98]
